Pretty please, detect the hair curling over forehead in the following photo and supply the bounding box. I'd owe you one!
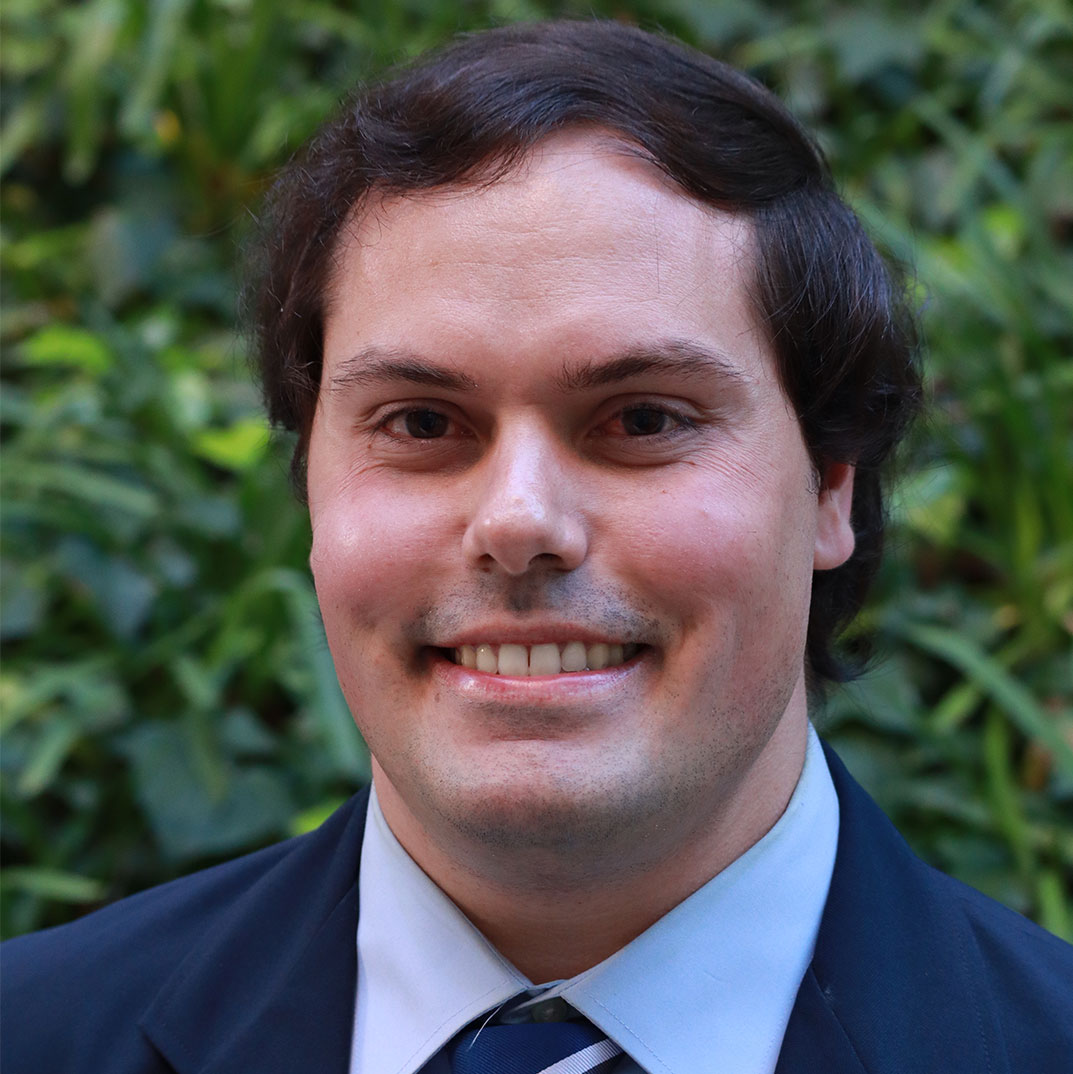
[243,18,923,688]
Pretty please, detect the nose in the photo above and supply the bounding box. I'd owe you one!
[462,427,588,576]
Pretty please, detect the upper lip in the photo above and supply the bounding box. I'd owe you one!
[434,623,642,648]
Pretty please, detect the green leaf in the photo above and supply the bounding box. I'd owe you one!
[0,95,50,176]
[1037,869,1072,943]
[119,722,294,862]
[220,707,278,758]
[231,568,370,782]
[889,464,967,546]
[0,561,47,640]
[119,0,195,138]
[15,716,80,798]
[899,622,1073,780]
[192,417,271,471]
[56,541,158,640]
[87,206,176,308]
[288,797,348,837]
[0,867,106,903]
[6,461,159,520]
[20,324,114,375]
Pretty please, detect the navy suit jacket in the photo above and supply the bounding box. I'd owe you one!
[3,745,1071,1073]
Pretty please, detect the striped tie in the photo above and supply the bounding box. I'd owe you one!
[448,1017,623,1074]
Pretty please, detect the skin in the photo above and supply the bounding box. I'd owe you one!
[307,130,855,981]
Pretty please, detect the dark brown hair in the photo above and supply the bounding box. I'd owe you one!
[245,19,923,685]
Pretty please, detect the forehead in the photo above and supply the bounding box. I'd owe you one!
[322,130,765,387]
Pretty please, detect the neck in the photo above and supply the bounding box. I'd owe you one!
[374,714,808,982]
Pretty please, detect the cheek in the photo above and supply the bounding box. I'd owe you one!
[608,474,816,631]
[309,486,450,631]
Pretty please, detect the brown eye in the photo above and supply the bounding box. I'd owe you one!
[620,406,672,436]
[404,409,450,438]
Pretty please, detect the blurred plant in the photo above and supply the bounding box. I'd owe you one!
[2,0,1070,938]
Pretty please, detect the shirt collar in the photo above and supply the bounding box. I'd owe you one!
[562,724,839,1072]
[351,789,527,1074]
[352,725,839,1074]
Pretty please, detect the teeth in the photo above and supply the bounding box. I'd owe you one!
[449,642,639,676]
[587,643,610,670]
[529,643,561,676]
[561,641,587,672]
[498,644,528,677]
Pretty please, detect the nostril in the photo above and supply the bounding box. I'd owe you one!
[462,513,588,575]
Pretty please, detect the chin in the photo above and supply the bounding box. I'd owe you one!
[424,755,672,864]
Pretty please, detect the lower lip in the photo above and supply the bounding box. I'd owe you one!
[428,647,647,699]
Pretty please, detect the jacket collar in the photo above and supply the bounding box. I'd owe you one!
[776,744,1008,1074]
[139,787,370,1074]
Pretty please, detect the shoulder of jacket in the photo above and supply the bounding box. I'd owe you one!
[0,788,369,1074]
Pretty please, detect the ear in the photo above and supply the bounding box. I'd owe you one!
[813,461,856,570]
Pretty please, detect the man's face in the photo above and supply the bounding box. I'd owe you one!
[308,132,854,876]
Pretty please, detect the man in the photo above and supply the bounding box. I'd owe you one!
[3,20,1070,1074]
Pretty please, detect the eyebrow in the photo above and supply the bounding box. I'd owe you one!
[328,347,480,393]
[555,340,747,392]
[327,339,746,394]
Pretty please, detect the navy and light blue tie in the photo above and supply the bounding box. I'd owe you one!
[448,1017,623,1074]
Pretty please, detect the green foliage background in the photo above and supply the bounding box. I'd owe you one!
[2,0,1071,941]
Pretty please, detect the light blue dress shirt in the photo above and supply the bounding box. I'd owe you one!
[350,724,839,1074]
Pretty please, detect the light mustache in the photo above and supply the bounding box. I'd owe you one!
[409,590,664,671]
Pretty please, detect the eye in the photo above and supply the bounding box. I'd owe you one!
[619,405,676,436]
[380,407,454,439]
[603,403,696,438]
[405,409,449,438]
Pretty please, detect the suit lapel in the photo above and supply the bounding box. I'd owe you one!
[139,788,370,1074]
[775,746,1009,1074]
[775,968,867,1074]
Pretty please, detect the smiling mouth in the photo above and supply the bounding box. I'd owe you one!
[442,641,643,676]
